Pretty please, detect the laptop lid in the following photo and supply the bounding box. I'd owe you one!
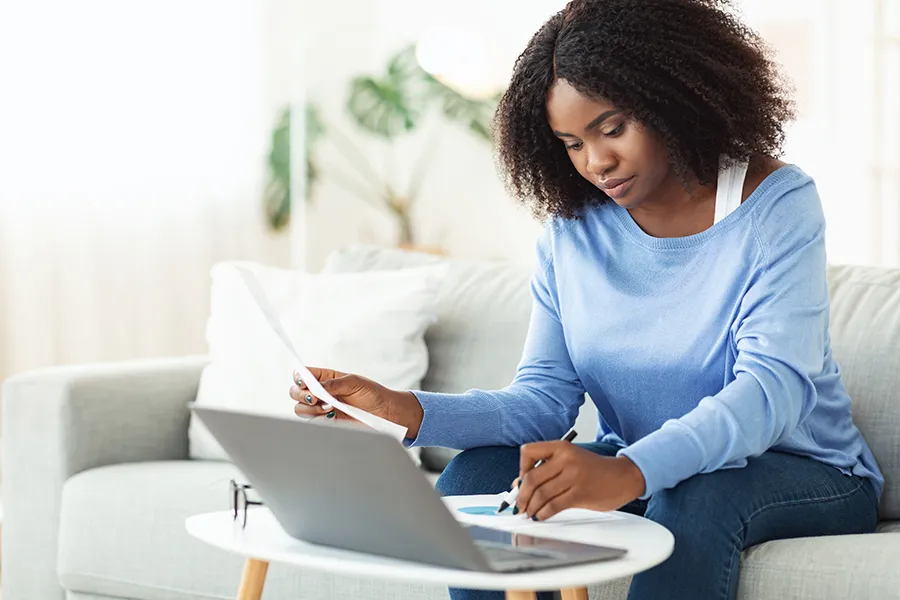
[191,406,492,571]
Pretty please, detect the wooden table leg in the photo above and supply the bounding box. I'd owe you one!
[505,591,537,600]
[237,558,269,600]
[561,587,589,600]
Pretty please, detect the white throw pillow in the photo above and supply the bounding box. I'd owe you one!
[189,260,446,462]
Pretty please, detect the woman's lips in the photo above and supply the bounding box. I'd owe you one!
[600,176,634,199]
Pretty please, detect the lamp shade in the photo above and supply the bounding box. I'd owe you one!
[415,25,505,99]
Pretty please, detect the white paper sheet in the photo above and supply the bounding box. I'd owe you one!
[234,265,409,441]
[445,494,624,532]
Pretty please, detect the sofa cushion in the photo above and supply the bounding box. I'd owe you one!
[189,261,445,462]
[733,522,900,599]
[827,265,900,519]
[611,522,900,600]
[323,246,533,396]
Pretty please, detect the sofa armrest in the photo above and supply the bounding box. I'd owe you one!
[1,355,208,600]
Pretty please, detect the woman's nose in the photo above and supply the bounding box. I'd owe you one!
[585,146,616,177]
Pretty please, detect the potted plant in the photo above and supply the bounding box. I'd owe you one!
[263,44,500,249]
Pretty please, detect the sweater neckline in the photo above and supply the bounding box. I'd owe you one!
[609,164,801,250]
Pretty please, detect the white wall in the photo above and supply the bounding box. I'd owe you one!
[741,0,900,267]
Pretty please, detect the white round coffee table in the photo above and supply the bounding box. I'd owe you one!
[186,494,673,600]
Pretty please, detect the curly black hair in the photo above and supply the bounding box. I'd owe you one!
[494,0,795,220]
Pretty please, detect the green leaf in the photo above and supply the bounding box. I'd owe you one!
[346,45,428,138]
[347,75,421,138]
[263,103,326,230]
[424,79,496,142]
[263,43,503,231]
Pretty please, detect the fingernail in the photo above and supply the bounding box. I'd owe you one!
[531,515,539,522]
[296,377,303,385]
[325,410,336,419]
[512,506,519,515]
[321,403,333,411]
[305,394,313,404]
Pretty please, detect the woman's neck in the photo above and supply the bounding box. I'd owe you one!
[627,173,717,239]
[625,155,783,238]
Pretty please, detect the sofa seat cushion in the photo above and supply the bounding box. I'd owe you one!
[603,522,900,600]
[734,521,900,599]
[58,462,900,600]
[58,461,447,600]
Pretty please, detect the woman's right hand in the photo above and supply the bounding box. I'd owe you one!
[289,367,424,439]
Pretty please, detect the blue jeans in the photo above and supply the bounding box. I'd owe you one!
[436,442,878,600]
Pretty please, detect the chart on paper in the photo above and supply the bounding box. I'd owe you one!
[446,494,624,534]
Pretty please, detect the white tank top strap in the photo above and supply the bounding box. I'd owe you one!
[713,158,750,225]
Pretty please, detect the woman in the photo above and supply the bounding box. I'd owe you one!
[290,1,883,598]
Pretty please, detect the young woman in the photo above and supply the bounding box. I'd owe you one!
[290,1,883,598]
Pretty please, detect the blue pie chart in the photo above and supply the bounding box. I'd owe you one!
[458,505,503,516]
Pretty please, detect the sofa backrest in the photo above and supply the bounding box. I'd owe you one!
[322,246,533,394]
[325,246,899,519]
[827,265,900,519]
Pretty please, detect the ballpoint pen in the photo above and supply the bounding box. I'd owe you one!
[497,426,578,514]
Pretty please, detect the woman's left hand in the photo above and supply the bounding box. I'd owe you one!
[514,442,647,521]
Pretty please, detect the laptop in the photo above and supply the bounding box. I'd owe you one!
[192,406,627,573]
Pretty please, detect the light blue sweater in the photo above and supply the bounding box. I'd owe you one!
[410,165,883,500]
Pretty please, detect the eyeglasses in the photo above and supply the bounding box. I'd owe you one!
[230,479,264,529]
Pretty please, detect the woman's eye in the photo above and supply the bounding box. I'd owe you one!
[604,123,624,137]
[566,141,583,151]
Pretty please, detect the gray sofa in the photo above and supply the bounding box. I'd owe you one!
[3,246,900,600]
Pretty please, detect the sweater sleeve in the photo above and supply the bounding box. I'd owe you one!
[406,227,586,449]
[619,182,829,497]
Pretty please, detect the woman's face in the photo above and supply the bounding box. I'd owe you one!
[546,79,672,209]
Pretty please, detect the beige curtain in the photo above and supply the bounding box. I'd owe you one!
[0,0,293,386]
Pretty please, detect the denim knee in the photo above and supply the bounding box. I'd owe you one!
[644,475,743,547]
[435,446,520,497]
